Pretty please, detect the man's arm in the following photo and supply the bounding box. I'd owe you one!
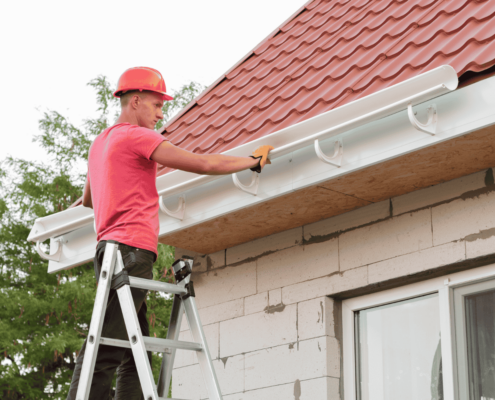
[151,141,272,175]
[82,173,93,209]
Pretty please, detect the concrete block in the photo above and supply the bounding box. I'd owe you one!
[244,336,340,391]
[282,266,368,304]
[220,305,297,357]
[181,304,231,332]
[304,200,390,242]
[466,231,495,259]
[323,376,341,400]
[328,266,368,295]
[339,209,432,271]
[200,298,244,326]
[268,289,282,307]
[298,297,335,340]
[172,355,244,399]
[257,239,339,292]
[214,355,244,395]
[223,377,340,400]
[392,170,487,216]
[176,248,225,273]
[205,322,220,360]
[368,241,466,284]
[194,262,257,309]
[175,323,220,368]
[432,190,495,246]
[208,250,226,270]
[172,363,203,400]
[175,329,195,368]
[244,292,268,315]
[227,227,302,265]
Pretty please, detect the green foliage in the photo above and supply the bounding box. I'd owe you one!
[0,77,203,398]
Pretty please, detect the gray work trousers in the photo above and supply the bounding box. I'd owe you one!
[67,240,155,400]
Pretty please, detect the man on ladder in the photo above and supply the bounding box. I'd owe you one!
[67,66,273,400]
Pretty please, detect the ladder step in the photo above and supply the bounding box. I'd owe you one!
[128,276,187,295]
[100,336,203,353]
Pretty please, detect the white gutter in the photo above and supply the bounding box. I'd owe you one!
[157,66,457,197]
[157,85,448,199]
[35,67,495,272]
[28,206,93,244]
[28,65,457,245]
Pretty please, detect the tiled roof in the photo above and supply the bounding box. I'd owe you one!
[158,0,495,176]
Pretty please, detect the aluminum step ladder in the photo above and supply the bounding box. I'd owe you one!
[76,241,222,400]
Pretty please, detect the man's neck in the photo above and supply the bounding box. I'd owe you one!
[115,110,139,127]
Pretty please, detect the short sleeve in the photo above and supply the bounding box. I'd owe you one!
[127,126,166,160]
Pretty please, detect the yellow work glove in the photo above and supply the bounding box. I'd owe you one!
[249,145,274,173]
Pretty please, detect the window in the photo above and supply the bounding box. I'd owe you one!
[454,278,495,400]
[356,294,443,400]
[343,263,495,400]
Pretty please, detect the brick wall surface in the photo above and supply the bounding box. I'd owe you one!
[171,167,495,400]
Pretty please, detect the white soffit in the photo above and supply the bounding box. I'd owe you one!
[27,65,495,272]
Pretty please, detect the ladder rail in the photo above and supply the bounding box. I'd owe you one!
[117,283,159,400]
[184,293,223,400]
[157,293,185,397]
[75,242,118,400]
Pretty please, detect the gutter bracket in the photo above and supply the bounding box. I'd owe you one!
[159,195,186,220]
[232,171,259,196]
[315,139,343,167]
[36,237,65,262]
[408,103,437,135]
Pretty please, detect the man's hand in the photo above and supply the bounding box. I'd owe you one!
[151,141,274,176]
[250,145,274,173]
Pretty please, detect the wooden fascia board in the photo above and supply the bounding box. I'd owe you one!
[160,123,495,254]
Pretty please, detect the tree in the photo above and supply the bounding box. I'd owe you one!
[0,77,205,398]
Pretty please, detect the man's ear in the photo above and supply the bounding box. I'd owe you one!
[130,94,142,110]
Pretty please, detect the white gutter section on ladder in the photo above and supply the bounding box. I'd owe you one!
[35,64,495,273]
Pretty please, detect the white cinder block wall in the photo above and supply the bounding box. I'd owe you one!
[172,167,495,400]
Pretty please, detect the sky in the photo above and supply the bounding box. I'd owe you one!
[1,0,306,163]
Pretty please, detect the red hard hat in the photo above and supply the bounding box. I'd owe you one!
[113,67,174,101]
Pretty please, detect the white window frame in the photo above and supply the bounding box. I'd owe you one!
[342,263,495,400]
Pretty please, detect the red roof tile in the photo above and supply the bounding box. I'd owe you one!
[158,0,495,176]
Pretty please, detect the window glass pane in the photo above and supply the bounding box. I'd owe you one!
[465,288,495,400]
[357,294,443,400]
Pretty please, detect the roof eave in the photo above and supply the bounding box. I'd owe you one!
[30,66,495,272]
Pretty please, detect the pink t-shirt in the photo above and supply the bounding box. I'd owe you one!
[88,123,166,254]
